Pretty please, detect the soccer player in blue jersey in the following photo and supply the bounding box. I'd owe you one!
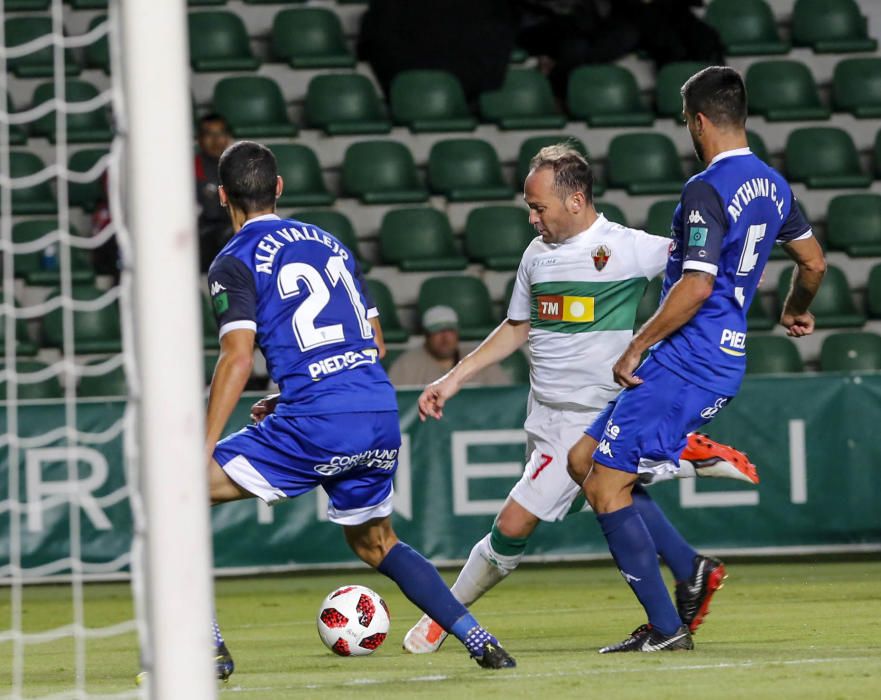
[204,141,515,676]
[567,66,826,653]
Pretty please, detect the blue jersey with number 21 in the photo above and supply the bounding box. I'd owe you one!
[207,214,396,417]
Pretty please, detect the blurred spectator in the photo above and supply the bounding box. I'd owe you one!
[195,113,233,271]
[388,306,511,387]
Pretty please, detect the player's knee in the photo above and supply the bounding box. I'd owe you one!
[494,502,538,540]
[344,519,399,568]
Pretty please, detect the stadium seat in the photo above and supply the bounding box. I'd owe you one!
[305,74,391,135]
[418,276,496,340]
[745,335,803,374]
[820,332,881,372]
[607,133,684,195]
[212,77,297,137]
[595,201,628,226]
[68,148,109,211]
[866,264,881,318]
[746,61,830,121]
[271,8,355,69]
[826,194,881,257]
[5,17,79,78]
[785,127,871,188]
[876,129,881,180]
[29,80,112,143]
[464,206,535,270]
[201,291,220,350]
[655,62,708,119]
[41,285,122,353]
[84,16,110,73]
[567,65,653,127]
[478,69,566,130]
[747,296,775,331]
[0,295,38,357]
[69,1,111,7]
[379,208,467,272]
[704,0,790,55]
[269,144,333,208]
[428,139,514,202]
[6,95,26,146]
[792,0,877,53]
[188,11,259,72]
[6,1,50,10]
[636,277,663,327]
[10,151,56,215]
[747,130,771,163]
[12,220,95,286]
[293,210,368,270]
[390,70,476,133]
[0,361,62,401]
[341,141,428,204]
[645,200,678,237]
[365,280,408,343]
[777,265,865,328]
[833,58,881,118]
[515,135,599,192]
[501,349,530,384]
[77,362,128,397]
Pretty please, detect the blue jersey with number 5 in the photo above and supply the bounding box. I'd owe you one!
[651,148,812,395]
[207,214,396,417]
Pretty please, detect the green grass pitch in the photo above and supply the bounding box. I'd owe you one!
[1,560,880,699]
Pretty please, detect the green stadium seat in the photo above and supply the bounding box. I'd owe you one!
[6,1,51,10]
[390,70,476,133]
[503,275,517,311]
[567,65,653,127]
[820,332,881,372]
[655,62,708,119]
[785,127,871,188]
[29,80,112,143]
[428,139,514,202]
[69,0,110,7]
[379,208,467,272]
[212,77,296,138]
[418,276,496,340]
[201,291,220,350]
[77,362,128,398]
[479,69,566,130]
[68,148,108,211]
[645,199,678,237]
[832,58,881,118]
[271,8,354,68]
[745,335,804,374]
[6,95,26,146]
[365,280,408,343]
[270,144,333,208]
[747,130,771,163]
[0,361,62,401]
[777,265,865,328]
[189,0,228,6]
[866,264,881,318]
[792,0,877,53]
[464,206,535,270]
[705,0,789,55]
[515,135,600,193]
[501,349,530,384]
[0,295,38,357]
[746,61,830,121]
[294,210,369,271]
[747,296,776,330]
[876,129,881,180]
[10,151,56,215]
[244,0,306,4]
[826,194,881,257]
[636,277,663,327]
[305,74,391,135]
[42,285,122,353]
[5,17,79,78]
[607,133,684,195]
[84,16,110,74]
[341,141,428,205]
[188,11,259,72]
[595,201,628,227]
[12,220,95,286]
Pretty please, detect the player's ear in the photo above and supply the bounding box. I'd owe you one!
[275,175,284,200]
[218,185,228,208]
[569,191,585,213]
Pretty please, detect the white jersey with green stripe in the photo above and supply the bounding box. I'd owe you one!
[508,214,671,410]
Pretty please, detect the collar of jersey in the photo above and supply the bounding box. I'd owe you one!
[709,147,752,166]
[558,213,608,246]
[240,213,281,231]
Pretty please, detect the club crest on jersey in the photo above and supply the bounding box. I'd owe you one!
[591,244,611,271]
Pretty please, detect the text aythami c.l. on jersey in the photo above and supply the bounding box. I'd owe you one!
[652,148,812,395]
[508,214,671,411]
[207,214,397,417]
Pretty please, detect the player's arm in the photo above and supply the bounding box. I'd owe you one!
[780,236,826,337]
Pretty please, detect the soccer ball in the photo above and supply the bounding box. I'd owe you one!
[316,585,390,656]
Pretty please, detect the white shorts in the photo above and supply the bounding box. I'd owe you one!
[508,398,600,522]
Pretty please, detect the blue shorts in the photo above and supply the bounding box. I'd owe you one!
[585,356,732,475]
[213,411,400,525]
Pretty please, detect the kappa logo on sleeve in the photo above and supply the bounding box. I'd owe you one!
[210,281,226,295]
[687,210,706,224]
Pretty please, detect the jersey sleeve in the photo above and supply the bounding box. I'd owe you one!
[633,230,671,279]
[207,255,257,339]
[507,248,532,321]
[679,179,727,277]
[353,259,378,319]
[777,194,813,244]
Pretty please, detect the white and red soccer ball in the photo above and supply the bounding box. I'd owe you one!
[316,585,390,656]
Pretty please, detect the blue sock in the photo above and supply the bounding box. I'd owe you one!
[212,616,225,649]
[632,484,698,582]
[597,505,682,636]
[377,542,497,656]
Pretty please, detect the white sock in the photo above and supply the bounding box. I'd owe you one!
[449,533,523,607]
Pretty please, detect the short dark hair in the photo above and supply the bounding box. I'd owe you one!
[528,143,594,203]
[197,112,230,134]
[218,141,278,214]
[681,66,747,128]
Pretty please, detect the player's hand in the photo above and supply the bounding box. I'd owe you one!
[417,377,459,422]
[780,310,815,337]
[250,392,280,424]
[612,345,644,389]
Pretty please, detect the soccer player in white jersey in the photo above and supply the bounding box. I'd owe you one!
[403,145,757,654]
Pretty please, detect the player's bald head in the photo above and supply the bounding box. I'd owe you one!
[528,144,594,203]
[218,141,278,214]
[681,66,747,129]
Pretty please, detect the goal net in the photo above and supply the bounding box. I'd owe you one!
[1,2,215,697]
